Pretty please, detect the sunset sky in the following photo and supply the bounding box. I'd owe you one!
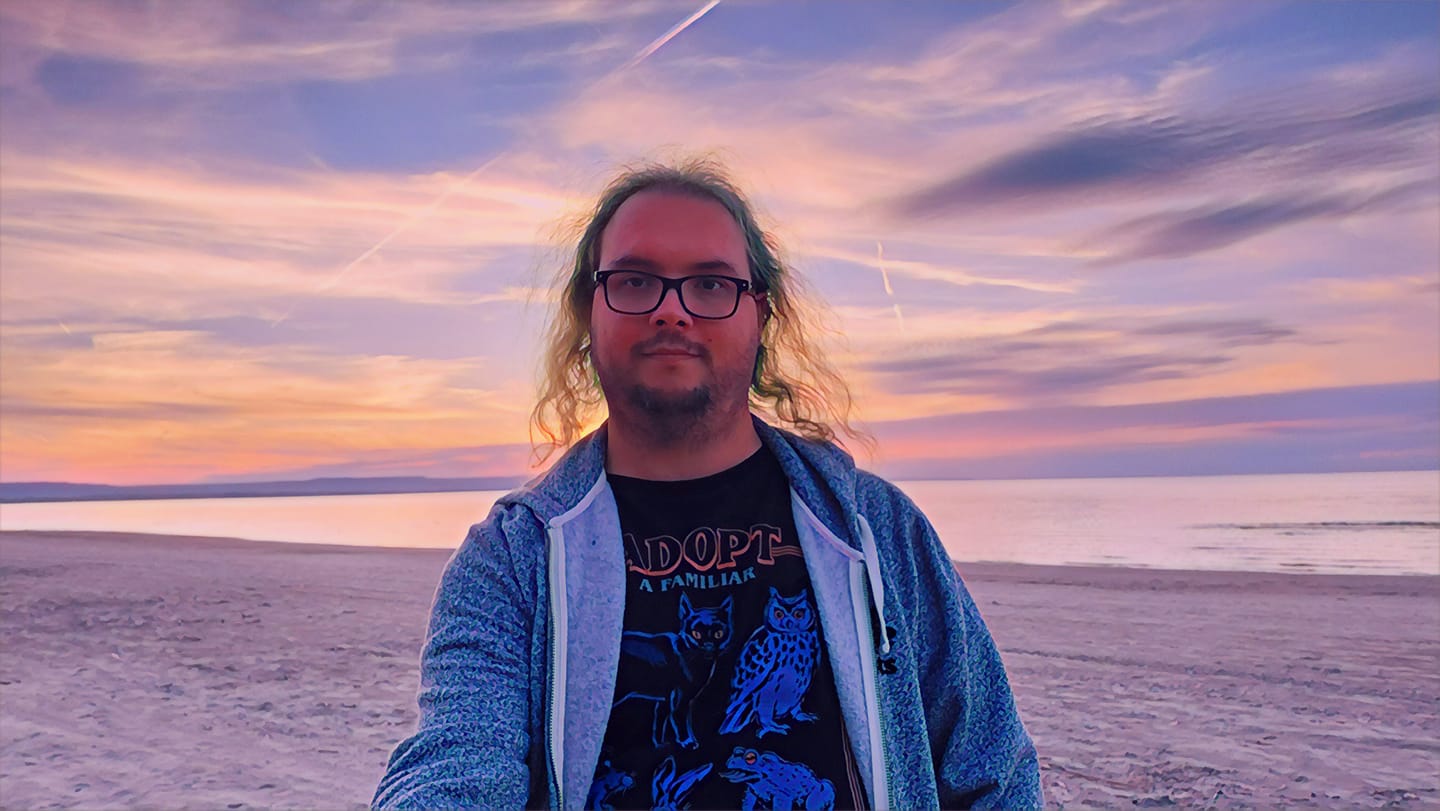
[1,0,1437,486]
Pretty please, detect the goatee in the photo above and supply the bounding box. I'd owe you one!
[623,383,714,446]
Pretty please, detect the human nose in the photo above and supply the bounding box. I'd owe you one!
[649,283,690,327]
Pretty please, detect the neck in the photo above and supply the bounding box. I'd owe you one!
[605,408,761,480]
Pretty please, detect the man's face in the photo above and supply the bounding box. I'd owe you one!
[589,190,763,440]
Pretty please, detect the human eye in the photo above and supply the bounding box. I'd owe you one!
[615,271,654,289]
[695,276,736,293]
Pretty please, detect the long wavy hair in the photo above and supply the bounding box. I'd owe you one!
[530,158,867,460]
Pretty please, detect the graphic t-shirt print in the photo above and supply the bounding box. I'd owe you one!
[612,591,732,749]
[622,521,799,593]
[588,448,865,811]
[720,587,819,738]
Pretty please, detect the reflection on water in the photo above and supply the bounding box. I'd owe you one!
[1,471,1436,575]
[0,490,510,550]
[901,471,1439,575]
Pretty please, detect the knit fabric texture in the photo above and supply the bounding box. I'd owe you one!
[373,418,1042,809]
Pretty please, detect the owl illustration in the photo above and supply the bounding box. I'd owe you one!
[718,587,820,737]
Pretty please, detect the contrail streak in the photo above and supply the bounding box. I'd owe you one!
[274,0,723,328]
[271,156,502,326]
[615,0,722,75]
[877,241,905,333]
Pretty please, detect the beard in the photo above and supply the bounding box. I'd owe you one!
[593,331,758,448]
[622,381,714,446]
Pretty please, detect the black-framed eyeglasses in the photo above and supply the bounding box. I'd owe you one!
[593,270,764,320]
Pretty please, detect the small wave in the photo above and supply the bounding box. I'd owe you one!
[1194,521,1440,531]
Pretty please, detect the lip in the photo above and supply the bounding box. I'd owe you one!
[642,348,702,357]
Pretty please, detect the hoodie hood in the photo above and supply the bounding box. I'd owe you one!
[373,413,1043,811]
[501,416,864,551]
[496,426,610,524]
[754,418,864,553]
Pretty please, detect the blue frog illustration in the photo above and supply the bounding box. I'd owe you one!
[719,746,836,811]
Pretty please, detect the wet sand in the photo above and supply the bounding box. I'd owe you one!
[1,530,1436,809]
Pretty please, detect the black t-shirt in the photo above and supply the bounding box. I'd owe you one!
[587,447,866,811]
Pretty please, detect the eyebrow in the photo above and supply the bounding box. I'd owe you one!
[604,255,740,275]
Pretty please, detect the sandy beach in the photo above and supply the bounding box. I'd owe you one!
[1,530,1436,809]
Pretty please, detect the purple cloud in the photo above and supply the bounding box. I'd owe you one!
[1091,180,1439,264]
[870,381,1440,479]
[861,317,1303,399]
[887,84,1439,218]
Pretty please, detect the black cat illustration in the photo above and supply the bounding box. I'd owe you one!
[586,759,634,810]
[613,593,733,748]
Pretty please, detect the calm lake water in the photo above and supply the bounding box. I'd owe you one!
[2,471,1436,575]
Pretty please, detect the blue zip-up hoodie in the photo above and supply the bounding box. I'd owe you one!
[374,418,1041,809]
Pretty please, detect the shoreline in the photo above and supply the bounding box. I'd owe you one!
[5,529,1436,586]
[2,529,1436,809]
[4,466,1433,504]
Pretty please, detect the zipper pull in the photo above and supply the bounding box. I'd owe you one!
[877,625,898,674]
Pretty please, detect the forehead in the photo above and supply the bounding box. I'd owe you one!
[598,190,747,271]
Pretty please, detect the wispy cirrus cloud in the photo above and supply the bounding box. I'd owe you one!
[858,316,1308,401]
[887,83,1439,219]
[200,443,535,484]
[867,380,1440,479]
[1130,319,1299,347]
[1,1,1436,484]
[0,1,682,88]
[1087,179,1439,264]
[848,0,1245,122]
[871,349,1233,398]
[0,151,577,322]
[0,327,537,484]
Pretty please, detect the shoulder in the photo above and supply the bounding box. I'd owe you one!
[442,498,549,593]
[483,498,547,540]
[422,499,550,632]
[853,469,960,595]
[853,469,927,529]
[755,418,856,477]
[495,429,607,520]
[460,426,606,561]
[441,434,606,603]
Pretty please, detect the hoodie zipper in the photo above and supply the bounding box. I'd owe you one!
[545,524,567,809]
[850,559,895,810]
[540,473,611,810]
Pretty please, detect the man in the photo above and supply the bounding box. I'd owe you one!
[373,160,1041,810]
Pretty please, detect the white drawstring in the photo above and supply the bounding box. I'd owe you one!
[856,515,891,655]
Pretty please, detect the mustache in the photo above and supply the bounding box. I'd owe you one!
[633,334,708,358]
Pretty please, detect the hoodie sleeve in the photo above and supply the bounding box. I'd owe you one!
[373,510,539,809]
[894,489,1043,810]
[933,558,1042,809]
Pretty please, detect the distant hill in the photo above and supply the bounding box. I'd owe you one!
[0,476,528,504]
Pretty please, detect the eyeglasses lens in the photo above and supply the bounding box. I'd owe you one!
[605,271,741,319]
